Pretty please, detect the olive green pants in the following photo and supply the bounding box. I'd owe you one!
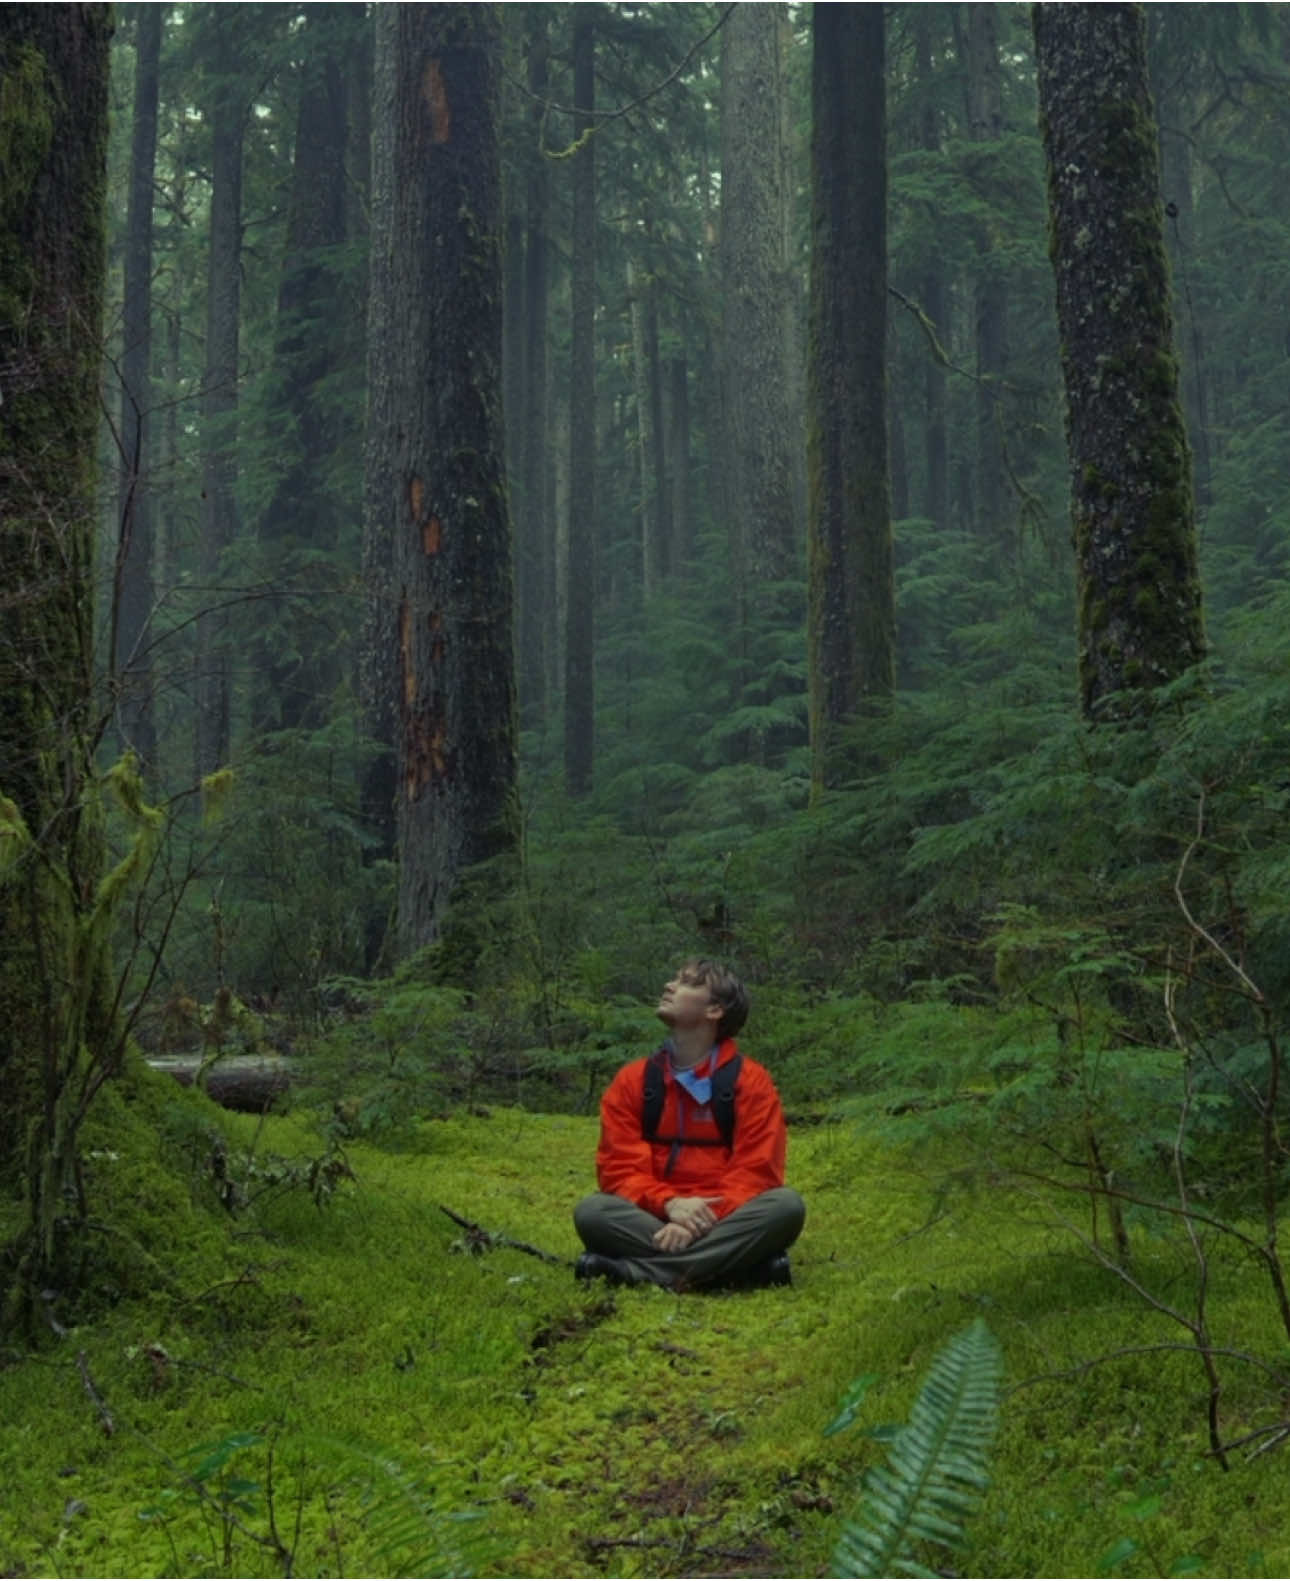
[573,1187,805,1289]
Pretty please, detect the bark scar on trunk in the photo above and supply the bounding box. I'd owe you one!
[399,594,415,705]
[423,59,450,144]
[405,716,447,796]
[408,477,441,553]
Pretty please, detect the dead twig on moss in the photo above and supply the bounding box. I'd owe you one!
[76,1350,114,1436]
[438,1205,567,1266]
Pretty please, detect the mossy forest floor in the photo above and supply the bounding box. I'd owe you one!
[3,1078,1290,1579]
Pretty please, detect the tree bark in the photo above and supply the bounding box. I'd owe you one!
[961,2,1010,547]
[1148,12,1212,514]
[915,8,949,531]
[370,4,520,956]
[1033,2,1205,718]
[253,6,350,736]
[359,4,400,934]
[0,1,113,1298]
[517,12,549,725]
[195,45,245,778]
[644,276,671,584]
[666,353,691,571]
[114,2,162,773]
[807,3,893,791]
[720,2,799,614]
[564,13,596,799]
[627,255,660,602]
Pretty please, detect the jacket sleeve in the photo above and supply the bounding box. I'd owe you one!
[714,1059,787,1218]
[595,1061,671,1219]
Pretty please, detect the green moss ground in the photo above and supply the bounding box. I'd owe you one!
[2,1091,1288,1578]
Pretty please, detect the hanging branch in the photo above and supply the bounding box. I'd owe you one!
[515,5,737,160]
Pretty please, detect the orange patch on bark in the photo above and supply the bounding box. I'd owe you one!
[423,515,442,555]
[405,718,448,798]
[399,596,414,706]
[423,59,451,143]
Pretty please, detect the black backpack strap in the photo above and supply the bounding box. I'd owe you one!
[642,1048,742,1153]
[642,1048,668,1141]
[710,1053,742,1151]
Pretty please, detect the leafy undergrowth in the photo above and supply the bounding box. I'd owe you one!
[2,1091,1290,1578]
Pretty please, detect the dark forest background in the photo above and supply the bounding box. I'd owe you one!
[6,0,1290,1358]
[90,2,1290,1047]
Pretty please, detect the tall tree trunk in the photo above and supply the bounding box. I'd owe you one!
[720,2,799,621]
[114,2,161,773]
[360,4,400,956]
[0,2,114,1305]
[195,53,244,778]
[807,4,893,792]
[627,255,660,602]
[667,353,691,570]
[961,2,1009,546]
[370,4,519,957]
[564,13,596,799]
[1148,15,1212,514]
[644,276,671,583]
[517,13,549,725]
[778,5,808,539]
[1034,2,1205,718]
[915,8,949,530]
[253,7,349,736]
[889,334,910,522]
[502,205,524,515]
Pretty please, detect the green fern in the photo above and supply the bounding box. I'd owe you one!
[832,1319,1002,1579]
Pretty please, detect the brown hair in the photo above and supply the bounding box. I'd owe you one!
[677,958,749,1042]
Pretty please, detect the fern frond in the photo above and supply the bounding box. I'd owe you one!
[832,1318,1002,1579]
[304,1436,481,1577]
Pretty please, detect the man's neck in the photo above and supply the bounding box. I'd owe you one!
[670,1026,719,1070]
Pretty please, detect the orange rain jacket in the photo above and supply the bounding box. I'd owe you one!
[595,1038,788,1221]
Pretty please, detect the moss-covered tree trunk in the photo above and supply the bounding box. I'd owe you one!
[370,3,519,957]
[0,2,113,1304]
[114,3,161,773]
[1033,2,1205,718]
[564,13,596,800]
[807,3,893,792]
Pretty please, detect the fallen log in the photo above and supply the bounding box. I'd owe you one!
[146,1054,291,1113]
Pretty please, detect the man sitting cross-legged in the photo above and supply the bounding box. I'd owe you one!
[573,959,805,1290]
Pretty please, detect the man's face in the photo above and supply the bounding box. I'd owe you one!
[657,968,722,1034]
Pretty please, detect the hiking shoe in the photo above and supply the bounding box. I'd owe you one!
[723,1252,792,1290]
[761,1252,792,1287]
[575,1252,632,1285]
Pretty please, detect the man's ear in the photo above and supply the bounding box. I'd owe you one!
[705,1000,724,1030]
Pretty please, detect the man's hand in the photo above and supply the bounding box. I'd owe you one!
[664,1196,723,1237]
[652,1221,696,1253]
